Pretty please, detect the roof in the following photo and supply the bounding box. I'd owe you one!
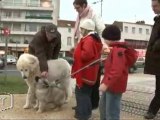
[113,21,152,27]
[58,20,75,28]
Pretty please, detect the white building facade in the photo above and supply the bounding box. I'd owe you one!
[0,0,153,58]
[113,21,152,56]
[57,20,75,57]
[0,0,60,57]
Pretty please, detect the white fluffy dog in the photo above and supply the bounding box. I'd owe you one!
[16,53,72,109]
[35,76,67,113]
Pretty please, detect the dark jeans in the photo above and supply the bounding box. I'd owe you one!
[74,66,101,110]
[75,84,92,120]
[148,75,160,115]
[91,67,101,109]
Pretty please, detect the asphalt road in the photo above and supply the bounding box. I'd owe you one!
[0,64,21,76]
[0,64,144,76]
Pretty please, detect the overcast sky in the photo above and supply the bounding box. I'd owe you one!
[60,0,155,25]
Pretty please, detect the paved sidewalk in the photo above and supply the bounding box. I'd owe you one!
[1,72,159,119]
[121,85,160,120]
[0,93,151,120]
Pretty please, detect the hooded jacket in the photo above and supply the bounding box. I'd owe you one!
[101,42,138,93]
[72,32,102,88]
[29,26,61,72]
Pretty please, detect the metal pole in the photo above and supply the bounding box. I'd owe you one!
[4,35,8,82]
[16,41,17,57]
[101,0,103,17]
[5,37,8,67]
[0,0,2,42]
[92,0,103,17]
[0,27,2,42]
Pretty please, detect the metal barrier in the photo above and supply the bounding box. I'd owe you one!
[0,70,18,72]
[121,87,160,119]
[0,67,20,82]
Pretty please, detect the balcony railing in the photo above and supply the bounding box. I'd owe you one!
[0,17,53,23]
[25,15,52,19]
[1,2,53,8]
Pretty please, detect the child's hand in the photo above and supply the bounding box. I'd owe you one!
[102,47,112,54]
[69,47,75,55]
[99,83,108,92]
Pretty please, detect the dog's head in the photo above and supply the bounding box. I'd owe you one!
[16,53,40,80]
[35,76,49,89]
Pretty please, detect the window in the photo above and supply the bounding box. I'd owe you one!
[146,29,149,35]
[13,23,21,31]
[10,36,21,43]
[3,0,14,6]
[3,23,12,30]
[14,0,22,6]
[40,0,52,7]
[30,0,39,6]
[24,36,33,43]
[68,28,71,33]
[132,27,135,34]
[13,11,21,18]
[139,28,142,34]
[26,24,37,32]
[24,40,29,44]
[124,26,128,33]
[67,37,72,46]
[26,11,52,19]
[4,10,12,18]
[67,24,71,33]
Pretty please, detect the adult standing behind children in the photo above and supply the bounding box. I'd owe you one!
[144,0,160,119]
[73,0,105,45]
[73,0,107,111]
[28,24,61,78]
[99,25,138,120]
[72,19,102,120]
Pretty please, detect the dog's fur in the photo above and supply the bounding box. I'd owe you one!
[16,53,72,109]
[35,77,66,113]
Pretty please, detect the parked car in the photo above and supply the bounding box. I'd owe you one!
[129,64,138,73]
[7,55,17,64]
[59,56,74,65]
[129,57,145,73]
[0,57,5,69]
[136,57,145,67]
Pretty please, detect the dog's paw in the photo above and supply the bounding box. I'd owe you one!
[23,104,31,109]
[65,97,71,103]
[53,106,61,111]
[33,105,39,110]
[37,109,44,113]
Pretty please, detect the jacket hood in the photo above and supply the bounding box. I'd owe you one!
[83,32,101,42]
[111,42,138,67]
[88,32,102,51]
[110,42,127,48]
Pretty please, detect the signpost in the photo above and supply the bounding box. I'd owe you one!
[92,0,103,17]
[2,27,10,67]
[1,27,10,82]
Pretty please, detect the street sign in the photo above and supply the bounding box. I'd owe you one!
[2,28,10,36]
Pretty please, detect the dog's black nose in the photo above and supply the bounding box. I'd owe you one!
[35,76,40,82]
[23,76,27,79]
